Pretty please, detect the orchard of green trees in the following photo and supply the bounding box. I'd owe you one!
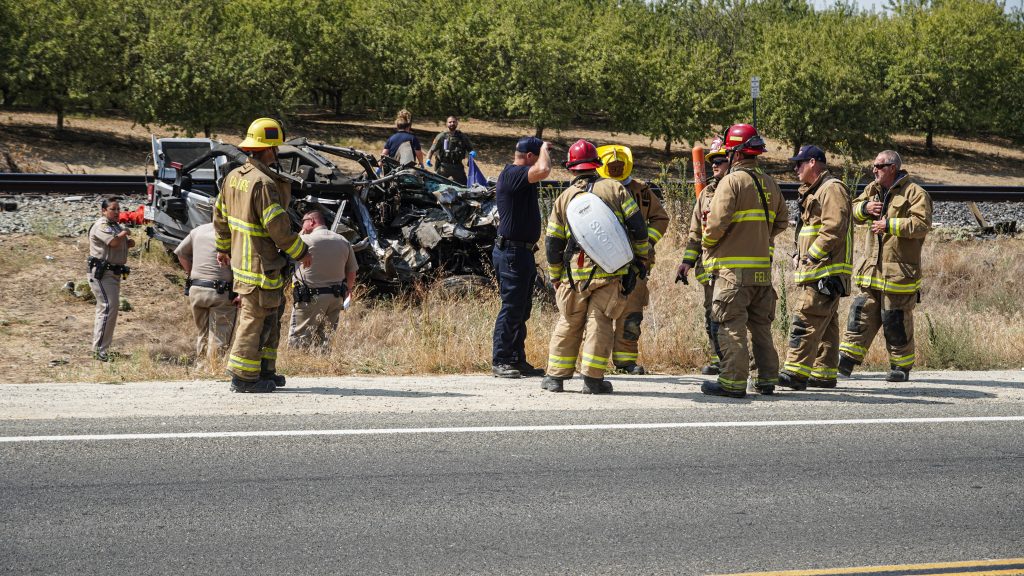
[1,0,1021,159]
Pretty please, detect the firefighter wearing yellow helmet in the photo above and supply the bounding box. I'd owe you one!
[214,117,311,393]
[597,145,669,375]
[541,139,649,394]
[678,137,730,375]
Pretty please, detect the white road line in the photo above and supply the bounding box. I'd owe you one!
[1,416,1023,443]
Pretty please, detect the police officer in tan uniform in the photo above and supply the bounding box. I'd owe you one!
[778,145,852,390]
[839,150,932,382]
[87,197,134,361]
[541,139,649,394]
[700,124,789,399]
[596,145,670,375]
[288,210,358,350]
[678,137,729,375]
[175,222,237,366]
[214,118,311,393]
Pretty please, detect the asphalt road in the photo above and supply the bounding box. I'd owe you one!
[1,372,1023,575]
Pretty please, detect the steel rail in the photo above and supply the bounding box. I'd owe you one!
[3,173,1024,202]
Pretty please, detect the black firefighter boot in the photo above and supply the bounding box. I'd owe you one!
[778,372,808,391]
[582,376,613,394]
[837,355,857,379]
[261,371,286,387]
[541,376,564,393]
[887,366,911,382]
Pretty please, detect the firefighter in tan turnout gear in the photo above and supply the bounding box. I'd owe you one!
[678,137,730,375]
[214,117,311,393]
[87,197,134,361]
[778,145,853,391]
[700,124,789,399]
[541,139,650,394]
[596,145,669,375]
[838,150,932,382]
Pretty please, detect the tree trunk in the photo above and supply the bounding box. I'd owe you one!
[925,129,934,155]
[793,143,801,157]
[204,125,212,138]
[56,108,65,132]
[534,126,544,139]
[664,139,672,158]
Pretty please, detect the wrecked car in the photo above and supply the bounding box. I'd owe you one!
[144,137,498,290]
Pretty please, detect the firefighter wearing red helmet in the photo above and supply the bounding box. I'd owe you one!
[541,139,649,394]
[700,123,789,398]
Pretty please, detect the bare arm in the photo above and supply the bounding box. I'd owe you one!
[527,142,551,183]
[177,255,192,276]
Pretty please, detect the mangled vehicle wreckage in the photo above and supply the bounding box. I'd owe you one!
[145,137,499,290]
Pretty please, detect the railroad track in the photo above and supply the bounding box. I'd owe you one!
[2,173,1024,202]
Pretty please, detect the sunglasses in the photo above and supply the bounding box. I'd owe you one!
[872,162,893,169]
[711,158,729,166]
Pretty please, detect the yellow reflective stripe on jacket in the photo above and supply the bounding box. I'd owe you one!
[704,256,772,271]
[887,218,901,236]
[232,266,284,290]
[800,224,822,237]
[854,202,873,223]
[701,234,719,247]
[226,215,270,237]
[562,266,627,281]
[283,236,305,259]
[546,222,568,240]
[854,274,921,294]
[696,270,712,284]
[683,249,699,262]
[633,240,650,256]
[621,197,639,218]
[731,209,776,223]
[548,264,564,278]
[215,236,231,251]
[794,263,853,282]
[807,242,829,261]
[647,227,663,244]
[261,203,286,228]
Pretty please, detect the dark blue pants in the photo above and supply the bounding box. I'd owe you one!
[492,243,536,365]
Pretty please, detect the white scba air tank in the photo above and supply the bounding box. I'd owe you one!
[565,192,633,273]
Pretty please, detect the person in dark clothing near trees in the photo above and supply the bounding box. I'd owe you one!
[491,136,551,378]
[381,109,424,167]
[427,116,474,184]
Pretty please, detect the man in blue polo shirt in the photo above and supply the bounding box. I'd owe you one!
[491,136,551,378]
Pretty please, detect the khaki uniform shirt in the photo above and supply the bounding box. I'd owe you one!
[293,227,358,288]
[851,172,932,294]
[89,217,129,265]
[545,176,648,286]
[794,170,852,289]
[212,158,308,293]
[175,223,232,282]
[625,179,670,267]
[702,158,789,286]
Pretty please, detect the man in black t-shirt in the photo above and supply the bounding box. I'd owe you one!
[491,136,551,378]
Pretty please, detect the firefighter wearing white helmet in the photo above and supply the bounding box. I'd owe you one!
[596,145,669,375]
[678,137,729,375]
[213,117,312,393]
[699,123,789,399]
[541,139,649,394]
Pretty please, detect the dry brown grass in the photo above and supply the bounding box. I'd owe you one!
[4,202,1021,384]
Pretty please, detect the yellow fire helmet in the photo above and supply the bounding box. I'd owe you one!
[705,136,727,161]
[596,145,633,181]
[239,117,285,150]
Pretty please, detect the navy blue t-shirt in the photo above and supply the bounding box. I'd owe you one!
[384,131,421,158]
[496,164,541,243]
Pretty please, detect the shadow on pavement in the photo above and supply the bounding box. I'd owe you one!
[274,388,477,398]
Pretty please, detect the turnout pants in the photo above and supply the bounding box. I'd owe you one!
[228,284,284,382]
[289,294,343,350]
[711,278,779,392]
[783,285,841,380]
[612,277,649,367]
[89,272,120,355]
[840,286,917,369]
[189,286,236,364]
[701,282,722,367]
[547,280,626,379]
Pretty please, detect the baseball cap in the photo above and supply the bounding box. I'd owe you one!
[789,144,827,164]
[516,136,543,155]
